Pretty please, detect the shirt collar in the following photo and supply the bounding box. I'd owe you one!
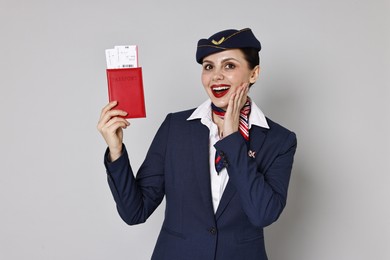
[187,98,270,129]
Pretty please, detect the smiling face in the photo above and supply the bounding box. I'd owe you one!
[201,49,260,109]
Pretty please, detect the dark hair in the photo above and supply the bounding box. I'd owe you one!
[240,48,259,87]
[240,48,260,69]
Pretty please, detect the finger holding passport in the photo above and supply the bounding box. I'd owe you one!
[105,45,146,119]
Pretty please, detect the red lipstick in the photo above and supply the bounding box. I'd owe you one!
[211,84,230,98]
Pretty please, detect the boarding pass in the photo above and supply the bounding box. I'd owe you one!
[105,45,138,69]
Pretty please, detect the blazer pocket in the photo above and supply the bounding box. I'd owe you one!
[161,226,186,240]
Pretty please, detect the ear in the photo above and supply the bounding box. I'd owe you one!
[249,65,260,84]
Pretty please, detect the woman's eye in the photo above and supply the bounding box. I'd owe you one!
[225,63,235,69]
[203,64,213,70]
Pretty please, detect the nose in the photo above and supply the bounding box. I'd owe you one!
[212,69,224,81]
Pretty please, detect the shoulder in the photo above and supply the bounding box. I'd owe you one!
[266,118,294,136]
[165,108,197,122]
[264,117,297,149]
[158,108,199,132]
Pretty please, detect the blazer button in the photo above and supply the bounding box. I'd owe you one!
[209,227,217,235]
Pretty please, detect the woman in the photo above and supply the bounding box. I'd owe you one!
[98,28,297,260]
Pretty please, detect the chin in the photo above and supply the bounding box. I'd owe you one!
[213,99,228,109]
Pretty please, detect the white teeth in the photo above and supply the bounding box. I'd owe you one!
[213,86,229,91]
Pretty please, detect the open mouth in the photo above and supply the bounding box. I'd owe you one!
[211,84,230,98]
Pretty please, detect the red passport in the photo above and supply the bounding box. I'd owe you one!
[106,67,146,118]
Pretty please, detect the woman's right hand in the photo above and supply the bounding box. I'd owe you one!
[97,101,130,161]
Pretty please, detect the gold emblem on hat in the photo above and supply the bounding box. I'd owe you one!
[212,37,225,45]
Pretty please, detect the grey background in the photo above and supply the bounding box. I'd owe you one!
[1,0,389,259]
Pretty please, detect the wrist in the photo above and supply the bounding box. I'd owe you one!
[109,145,123,162]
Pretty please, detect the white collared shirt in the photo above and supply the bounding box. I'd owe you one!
[187,99,269,213]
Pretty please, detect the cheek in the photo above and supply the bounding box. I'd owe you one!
[225,74,241,86]
[228,71,251,85]
[201,73,210,88]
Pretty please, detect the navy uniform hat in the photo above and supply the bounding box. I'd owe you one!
[196,28,261,64]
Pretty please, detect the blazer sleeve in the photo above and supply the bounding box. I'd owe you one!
[104,114,171,225]
[214,130,297,228]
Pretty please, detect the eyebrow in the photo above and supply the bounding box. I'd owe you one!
[202,57,240,64]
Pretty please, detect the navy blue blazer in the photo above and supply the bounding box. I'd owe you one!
[104,108,297,260]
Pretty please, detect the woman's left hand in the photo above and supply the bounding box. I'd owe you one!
[223,83,249,137]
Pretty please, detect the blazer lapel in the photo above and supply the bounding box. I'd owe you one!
[215,181,235,220]
[215,126,268,220]
[190,120,215,216]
